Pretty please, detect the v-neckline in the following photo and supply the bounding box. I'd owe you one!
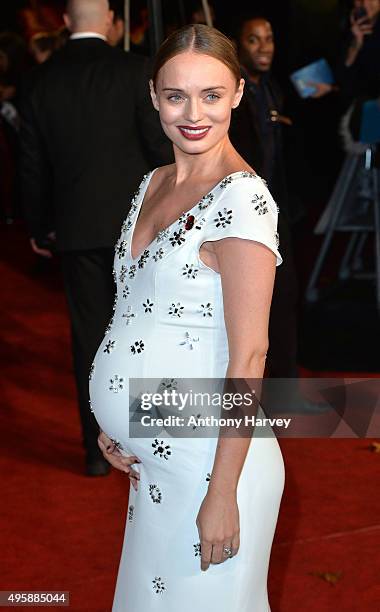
[129,168,255,263]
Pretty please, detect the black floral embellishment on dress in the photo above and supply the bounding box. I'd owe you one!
[143,299,154,313]
[252,193,268,215]
[116,239,128,259]
[89,363,95,381]
[159,378,178,391]
[105,315,114,334]
[130,188,140,206]
[206,472,211,482]
[122,305,136,325]
[156,228,170,243]
[241,170,256,178]
[130,340,144,354]
[168,302,184,317]
[122,285,130,299]
[128,504,134,522]
[149,484,162,504]
[184,214,195,230]
[178,212,188,225]
[128,264,137,279]
[220,176,233,189]
[198,302,213,317]
[180,331,200,350]
[137,249,150,268]
[152,577,166,594]
[109,374,124,393]
[190,413,204,430]
[198,192,214,210]
[152,439,172,460]
[214,208,233,228]
[275,232,280,248]
[153,247,165,261]
[182,264,199,279]
[104,339,116,354]
[169,229,186,246]
[119,265,128,283]
[194,542,201,557]
[121,218,133,233]
[195,217,206,230]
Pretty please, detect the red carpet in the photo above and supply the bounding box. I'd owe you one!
[1,222,379,612]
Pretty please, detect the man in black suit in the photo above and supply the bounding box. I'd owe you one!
[230,16,330,416]
[19,0,172,475]
[230,14,299,381]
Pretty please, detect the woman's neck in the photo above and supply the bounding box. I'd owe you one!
[170,136,243,185]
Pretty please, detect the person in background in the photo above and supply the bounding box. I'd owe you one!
[108,1,125,47]
[230,14,327,414]
[18,0,172,477]
[190,1,216,26]
[55,26,71,50]
[338,0,380,105]
[29,32,57,64]
[0,32,29,95]
[0,32,28,223]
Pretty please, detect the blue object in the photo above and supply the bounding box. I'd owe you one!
[359,99,380,144]
[290,59,334,98]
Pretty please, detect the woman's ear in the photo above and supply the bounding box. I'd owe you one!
[232,78,245,109]
[149,79,159,111]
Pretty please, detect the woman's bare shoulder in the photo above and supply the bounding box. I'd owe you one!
[153,163,176,182]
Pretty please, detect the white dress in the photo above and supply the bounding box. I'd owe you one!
[89,169,285,612]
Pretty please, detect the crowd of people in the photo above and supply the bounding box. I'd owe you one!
[1,0,379,477]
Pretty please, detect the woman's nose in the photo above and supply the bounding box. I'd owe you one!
[184,97,203,124]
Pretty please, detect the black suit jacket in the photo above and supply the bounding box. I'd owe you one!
[19,38,172,251]
[229,71,289,218]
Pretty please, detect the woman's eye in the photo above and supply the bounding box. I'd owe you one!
[168,94,183,102]
[205,93,220,101]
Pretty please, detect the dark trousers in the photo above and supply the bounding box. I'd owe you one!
[267,213,299,378]
[61,248,115,457]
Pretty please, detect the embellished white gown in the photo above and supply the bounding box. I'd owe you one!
[89,169,285,612]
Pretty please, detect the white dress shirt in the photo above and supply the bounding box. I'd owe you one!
[70,32,107,41]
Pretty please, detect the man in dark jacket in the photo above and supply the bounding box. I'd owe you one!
[229,15,299,382]
[19,0,172,475]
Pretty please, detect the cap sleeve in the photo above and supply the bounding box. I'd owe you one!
[200,175,283,266]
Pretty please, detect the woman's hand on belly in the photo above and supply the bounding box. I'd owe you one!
[98,431,142,491]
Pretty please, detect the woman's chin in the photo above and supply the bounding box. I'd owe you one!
[171,136,221,156]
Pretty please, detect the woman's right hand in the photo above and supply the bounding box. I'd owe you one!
[98,430,141,491]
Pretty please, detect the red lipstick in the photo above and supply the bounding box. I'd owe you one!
[177,126,211,140]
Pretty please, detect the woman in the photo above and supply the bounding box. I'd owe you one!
[338,0,380,105]
[89,24,285,612]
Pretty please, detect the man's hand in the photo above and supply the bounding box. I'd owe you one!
[30,238,53,259]
[308,82,334,99]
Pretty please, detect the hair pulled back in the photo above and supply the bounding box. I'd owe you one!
[152,24,241,89]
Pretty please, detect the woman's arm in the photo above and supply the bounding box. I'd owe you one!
[196,236,276,571]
